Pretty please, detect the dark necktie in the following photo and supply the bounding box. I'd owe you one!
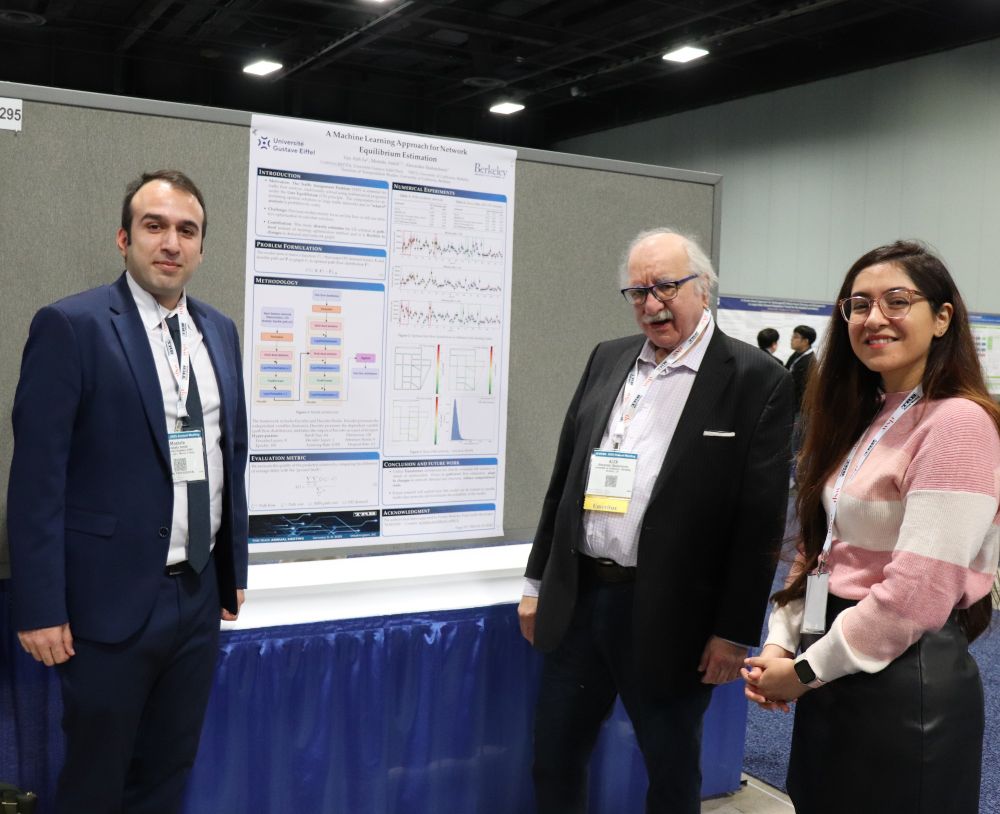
[166,314,211,573]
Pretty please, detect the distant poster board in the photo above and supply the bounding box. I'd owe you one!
[717,295,832,365]
[720,296,1000,397]
[970,312,1000,397]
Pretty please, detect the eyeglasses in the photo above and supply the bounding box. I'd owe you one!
[838,288,928,323]
[621,274,698,306]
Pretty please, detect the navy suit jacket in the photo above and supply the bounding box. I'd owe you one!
[8,273,249,644]
[525,328,793,692]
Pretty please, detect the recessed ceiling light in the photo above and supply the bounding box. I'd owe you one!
[463,76,506,90]
[490,101,525,115]
[243,59,282,76]
[662,45,709,63]
[0,9,46,26]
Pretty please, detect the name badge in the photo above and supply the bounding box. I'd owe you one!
[169,430,207,484]
[583,449,637,514]
[802,571,830,635]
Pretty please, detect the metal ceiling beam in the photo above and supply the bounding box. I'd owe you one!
[116,0,175,53]
[44,0,78,21]
[191,0,252,41]
[161,0,217,38]
[272,0,425,80]
[529,0,859,99]
[438,0,764,105]
[533,0,902,122]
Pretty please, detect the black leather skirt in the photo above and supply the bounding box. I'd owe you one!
[786,595,983,814]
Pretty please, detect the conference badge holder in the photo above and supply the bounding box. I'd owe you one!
[802,565,829,635]
[583,449,637,514]
[168,429,208,484]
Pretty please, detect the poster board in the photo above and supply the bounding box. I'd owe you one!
[0,80,720,570]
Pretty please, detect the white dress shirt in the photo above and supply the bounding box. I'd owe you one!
[126,272,224,566]
[523,317,715,596]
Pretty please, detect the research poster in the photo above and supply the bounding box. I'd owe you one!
[244,114,516,551]
[970,312,1000,396]
[720,296,1000,395]
[717,295,832,361]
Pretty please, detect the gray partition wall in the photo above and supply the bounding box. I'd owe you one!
[0,81,721,571]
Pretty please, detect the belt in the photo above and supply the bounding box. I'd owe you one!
[578,554,636,584]
[164,561,194,576]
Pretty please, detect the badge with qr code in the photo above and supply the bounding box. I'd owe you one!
[168,430,207,484]
[583,449,638,513]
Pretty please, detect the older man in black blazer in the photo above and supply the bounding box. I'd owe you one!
[518,228,793,814]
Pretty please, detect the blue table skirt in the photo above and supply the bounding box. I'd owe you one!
[1,588,746,813]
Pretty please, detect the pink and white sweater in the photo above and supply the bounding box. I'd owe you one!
[766,394,1000,683]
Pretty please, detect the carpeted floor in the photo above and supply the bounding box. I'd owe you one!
[742,512,1000,813]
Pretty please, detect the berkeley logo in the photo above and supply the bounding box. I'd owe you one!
[474,162,507,178]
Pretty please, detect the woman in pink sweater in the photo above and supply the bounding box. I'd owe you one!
[742,241,1000,814]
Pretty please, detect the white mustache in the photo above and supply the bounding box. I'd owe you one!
[641,309,673,325]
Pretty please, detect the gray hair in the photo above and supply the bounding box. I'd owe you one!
[617,227,718,298]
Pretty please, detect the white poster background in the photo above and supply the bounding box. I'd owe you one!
[716,295,832,366]
[970,312,1000,396]
[245,115,515,552]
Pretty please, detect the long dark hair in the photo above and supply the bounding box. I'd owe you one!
[774,240,1000,641]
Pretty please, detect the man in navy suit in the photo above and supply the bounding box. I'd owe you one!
[518,229,792,813]
[7,170,248,813]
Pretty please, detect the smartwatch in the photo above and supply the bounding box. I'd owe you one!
[794,658,825,689]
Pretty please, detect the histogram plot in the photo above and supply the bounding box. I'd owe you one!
[446,398,495,442]
[393,345,435,391]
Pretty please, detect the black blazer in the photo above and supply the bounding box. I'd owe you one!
[525,328,794,692]
[788,350,815,411]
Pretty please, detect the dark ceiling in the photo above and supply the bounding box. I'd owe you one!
[2,0,999,149]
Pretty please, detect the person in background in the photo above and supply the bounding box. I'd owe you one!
[785,324,817,411]
[8,170,249,814]
[785,324,818,481]
[519,227,793,814]
[743,240,999,814]
[756,327,782,362]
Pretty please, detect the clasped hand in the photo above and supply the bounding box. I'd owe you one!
[740,644,806,712]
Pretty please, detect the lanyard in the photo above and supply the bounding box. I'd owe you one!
[155,299,193,422]
[817,385,923,570]
[792,348,814,368]
[611,308,712,448]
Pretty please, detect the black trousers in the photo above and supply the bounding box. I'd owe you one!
[55,556,221,814]
[787,594,983,814]
[532,577,713,814]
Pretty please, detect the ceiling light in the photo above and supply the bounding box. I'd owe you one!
[464,76,506,90]
[662,45,709,63]
[0,9,47,26]
[243,59,282,76]
[490,101,525,115]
